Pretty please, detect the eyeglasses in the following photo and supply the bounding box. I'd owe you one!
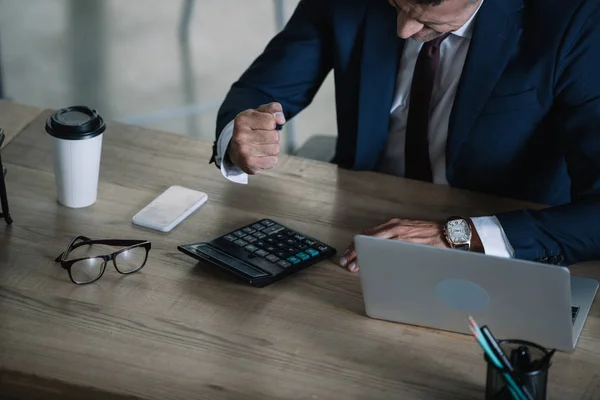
[55,235,151,284]
[0,129,13,225]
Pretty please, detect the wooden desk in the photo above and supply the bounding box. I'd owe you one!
[1,102,599,400]
[0,99,44,149]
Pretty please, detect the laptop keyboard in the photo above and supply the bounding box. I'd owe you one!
[572,306,580,325]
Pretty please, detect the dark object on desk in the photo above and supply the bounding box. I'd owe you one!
[485,339,553,400]
[178,219,337,287]
[55,235,152,284]
[0,29,4,99]
[0,129,13,225]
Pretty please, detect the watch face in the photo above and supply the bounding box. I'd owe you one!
[447,219,470,243]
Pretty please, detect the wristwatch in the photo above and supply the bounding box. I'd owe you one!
[444,216,472,251]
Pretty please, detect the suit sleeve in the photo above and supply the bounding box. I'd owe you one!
[495,2,600,265]
[210,0,334,163]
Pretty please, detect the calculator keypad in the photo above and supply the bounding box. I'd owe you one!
[213,219,336,276]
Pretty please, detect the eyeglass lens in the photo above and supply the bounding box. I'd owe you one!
[114,246,148,273]
[71,257,106,284]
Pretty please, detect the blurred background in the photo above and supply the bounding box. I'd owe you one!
[0,0,337,155]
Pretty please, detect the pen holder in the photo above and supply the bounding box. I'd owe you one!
[484,340,551,400]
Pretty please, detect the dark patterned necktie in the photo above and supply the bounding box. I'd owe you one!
[404,33,450,182]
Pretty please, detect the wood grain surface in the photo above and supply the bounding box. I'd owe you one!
[0,99,45,149]
[1,103,599,400]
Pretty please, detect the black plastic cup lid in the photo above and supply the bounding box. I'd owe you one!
[45,106,106,140]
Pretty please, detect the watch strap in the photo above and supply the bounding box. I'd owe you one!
[465,218,485,253]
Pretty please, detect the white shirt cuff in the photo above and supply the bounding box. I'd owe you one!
[215,120,249,185]
[470,216,515,258]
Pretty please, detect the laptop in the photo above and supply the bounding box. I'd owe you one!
[354,235,599,352]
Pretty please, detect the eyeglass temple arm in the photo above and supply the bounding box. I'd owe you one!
[64,239,147,249]
[86,239,148,247]
[54,238,148,262]
[54,235,93,262]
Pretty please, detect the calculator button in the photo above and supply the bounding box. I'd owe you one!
[297,244,308,251]
[277,260,292,269]
[284,230,296,236]
[262,225,284,235]
[242,227,257,234]
[245,236,257,243]
[265,255,280,263]
[266,237,277,244]
[255,249,269,257]
[304,239,316,246]
[285,247,296,254]
[244,245,259,253]
[264,246,276,253]
[275,251,288,258]
[252,232,267,239]
[305,248,319,257]
[251,223,265,230]
[316,244,329,252]
[255,241,266,248]
[286,239,297,246]
[234,231,246,238]
[293,234,306,241]
[234,239,248,247]
[287,256,301,265]
[296,252,310,261]
[261,220,275,227]
[276,243,287,249]
[223,234,237,242]
[274,233,286,241]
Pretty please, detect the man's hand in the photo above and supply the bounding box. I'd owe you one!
[339,218,449,272]
[228,102,287,175]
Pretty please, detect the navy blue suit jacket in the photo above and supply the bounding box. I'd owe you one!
[214,0,600,266]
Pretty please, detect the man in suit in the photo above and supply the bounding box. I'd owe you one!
[211,0,600,272]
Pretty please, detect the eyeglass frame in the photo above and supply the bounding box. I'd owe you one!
[55,235,152,284]
[0,129,13,225]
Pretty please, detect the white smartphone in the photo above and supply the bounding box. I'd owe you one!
[132,186,208,232]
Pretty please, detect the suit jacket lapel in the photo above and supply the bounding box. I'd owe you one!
[446,0,524,179]
[354,1,403,170]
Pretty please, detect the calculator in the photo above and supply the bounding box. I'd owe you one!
[177,219,337,287]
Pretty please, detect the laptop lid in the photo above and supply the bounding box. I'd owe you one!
[354,235,578,351]
[570,275,599,348]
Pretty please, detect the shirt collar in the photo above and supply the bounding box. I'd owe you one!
[452,0,484,39]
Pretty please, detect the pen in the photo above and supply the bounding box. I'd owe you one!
[481,326,534,400]
[481,325,514,371]
[511,346,531,374]
[468,317,529,400]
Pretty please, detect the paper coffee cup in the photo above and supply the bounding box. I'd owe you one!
[45,106,106,208]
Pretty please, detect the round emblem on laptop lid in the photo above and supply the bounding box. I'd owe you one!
[435,278,490,311]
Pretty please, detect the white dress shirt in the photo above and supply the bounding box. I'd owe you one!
[214,1,516,258]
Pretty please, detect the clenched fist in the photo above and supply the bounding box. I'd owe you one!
[227,102,287,175]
